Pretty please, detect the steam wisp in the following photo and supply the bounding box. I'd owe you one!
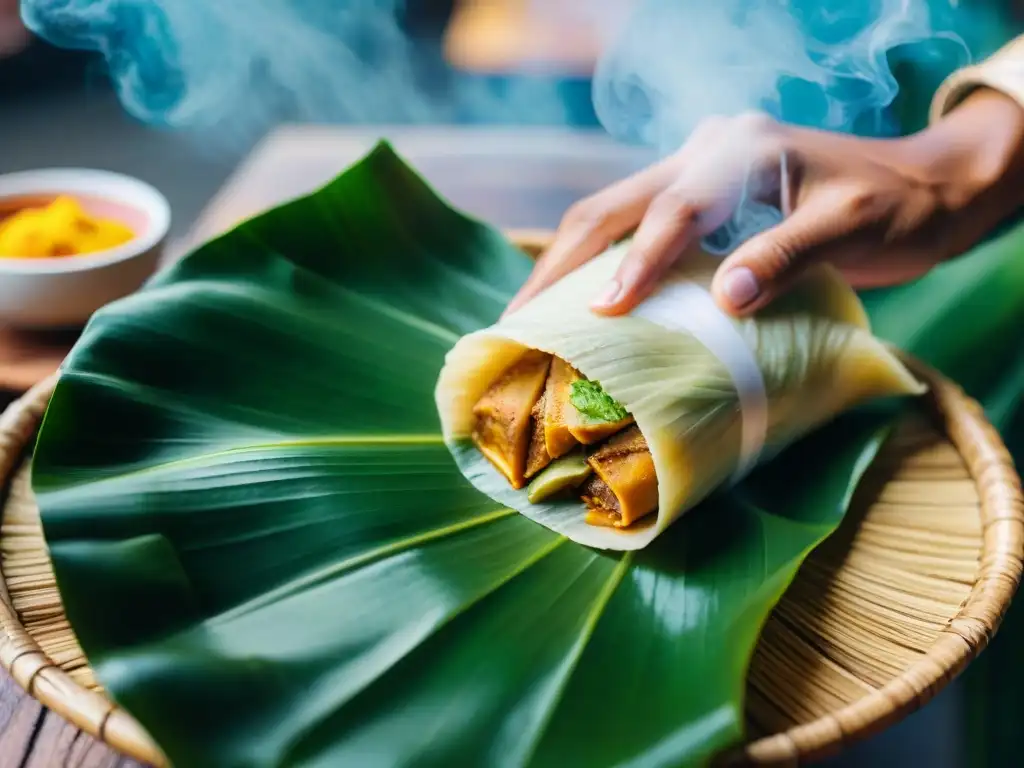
[20,0,578,143]
[589,0,976,252]
[21,0,991,249]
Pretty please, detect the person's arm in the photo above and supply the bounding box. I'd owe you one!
[922,36,1024,233]
[506,36,1024,319]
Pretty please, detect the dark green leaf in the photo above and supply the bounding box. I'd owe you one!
[32,143,1024,768]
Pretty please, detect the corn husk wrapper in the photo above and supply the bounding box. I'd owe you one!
[435,242,924,551]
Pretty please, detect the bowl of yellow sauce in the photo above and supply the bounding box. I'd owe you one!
[0,169,171,329]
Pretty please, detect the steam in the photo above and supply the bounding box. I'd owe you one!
[22,0,987,247]
[589,0,975,252]
[21,0,979,142]
[20,0,577,143]
[594,0,971,149]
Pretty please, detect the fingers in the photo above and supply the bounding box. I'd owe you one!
[592,117,786,315]
[710,187,867,315]
[502,156,682,317]
[502,223,614,318]
[589,184,706,314]
[505,111,804,319]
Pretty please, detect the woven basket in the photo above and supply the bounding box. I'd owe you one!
[0,232,1022,767]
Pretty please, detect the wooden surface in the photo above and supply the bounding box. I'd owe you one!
[0,125,653,768]
[0,328,77,394]
[0,673,142,768]
[173,125,654,257]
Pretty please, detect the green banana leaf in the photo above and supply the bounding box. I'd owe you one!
[30,143,1024,768]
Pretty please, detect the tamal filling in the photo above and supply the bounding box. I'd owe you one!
[472,351,657,530]
[471,350,551,490]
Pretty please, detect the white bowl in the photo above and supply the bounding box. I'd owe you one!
[0,169,171,329]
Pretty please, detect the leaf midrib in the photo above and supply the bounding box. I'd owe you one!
[38,432,448,496]
[208,506,518,626]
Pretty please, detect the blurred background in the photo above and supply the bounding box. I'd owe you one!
[0,0,616,246]
[0,1,985,765]
[0,1,235,245]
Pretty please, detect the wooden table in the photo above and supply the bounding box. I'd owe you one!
[178,125,654,253]
[0,125,652,767]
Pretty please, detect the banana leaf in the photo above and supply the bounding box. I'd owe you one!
[31,143,1024,768]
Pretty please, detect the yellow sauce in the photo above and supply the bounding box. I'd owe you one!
[0,196,134,259]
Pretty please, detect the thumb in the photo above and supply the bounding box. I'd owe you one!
[710,194,857,316]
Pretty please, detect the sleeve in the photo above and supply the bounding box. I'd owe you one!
[930,35,1024,122]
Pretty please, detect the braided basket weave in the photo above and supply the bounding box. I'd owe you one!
[0,232,1020,766]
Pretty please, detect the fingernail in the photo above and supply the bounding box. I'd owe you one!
[591,279,622,309]
[502,291,527,317]
[721,268,760,308]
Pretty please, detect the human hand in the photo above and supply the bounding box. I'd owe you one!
[505,89,1024,318]
[0,0,29,58]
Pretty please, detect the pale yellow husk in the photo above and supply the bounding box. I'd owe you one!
[435,242,924,550]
